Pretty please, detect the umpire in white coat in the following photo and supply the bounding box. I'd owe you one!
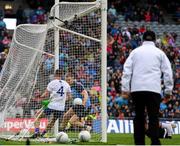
[121,31,173,145]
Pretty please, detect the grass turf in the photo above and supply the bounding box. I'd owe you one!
[0,134,180,145]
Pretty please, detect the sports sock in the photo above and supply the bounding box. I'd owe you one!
[42,130,46,135]
[35,128,40,134]
[65,122,71,130]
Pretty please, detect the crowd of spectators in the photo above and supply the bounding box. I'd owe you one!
[0,1,179,120]
[0,17,11,72]
[108,0,165,23]
[108,0,180,24]
[107,4,180,119]
[16,5,47,25]
[0,1,49,73]
[162,0,180,23]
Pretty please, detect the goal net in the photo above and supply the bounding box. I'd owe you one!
[0,1,104,143]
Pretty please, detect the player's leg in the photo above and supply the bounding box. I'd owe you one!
[60,107,75,130]
[65,114,79,130]
[146,92,161,145]
[161,123,173,138]
[42,115,57,136]
[73,104,92,131]
[67,114,91,131]
[41,110,64,137]
[131,92,146,145]
[31,110,46,138]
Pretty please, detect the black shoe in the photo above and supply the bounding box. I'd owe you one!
[151,139,161,145]
[30,132,40,138]
[40,130,47,138]
[166,136,172,139]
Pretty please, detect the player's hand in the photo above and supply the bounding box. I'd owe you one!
[41,99,50,107]
[82,102,86,107]
[121,91,130,99]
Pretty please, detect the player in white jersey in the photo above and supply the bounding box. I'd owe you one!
[31,69,71,138]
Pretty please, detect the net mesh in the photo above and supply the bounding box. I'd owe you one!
[0,2,102,142]
[0,24,47,114]
[51,2,101,40]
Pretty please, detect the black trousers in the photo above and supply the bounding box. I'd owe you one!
[131,91,161,145]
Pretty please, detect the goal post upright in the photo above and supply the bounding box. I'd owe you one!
[54,0,60,136]
[100,0,107,143]
[54,0,60,70]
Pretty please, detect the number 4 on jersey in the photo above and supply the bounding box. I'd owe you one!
[57,86,64,96]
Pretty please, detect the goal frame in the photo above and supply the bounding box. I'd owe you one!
[52,0,107,142]
[0,0,107,143]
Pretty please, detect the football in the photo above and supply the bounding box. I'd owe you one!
[78,130,91,142]
[56,132,69,143]
[73,98,83,105]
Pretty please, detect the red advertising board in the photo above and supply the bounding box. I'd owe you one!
[0,118,48,132]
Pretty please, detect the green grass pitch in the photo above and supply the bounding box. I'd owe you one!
[0,134,180,145]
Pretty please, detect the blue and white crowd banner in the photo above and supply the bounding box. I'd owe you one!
[93,119,180,134]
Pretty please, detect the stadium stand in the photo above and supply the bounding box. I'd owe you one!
[107,1,180,119]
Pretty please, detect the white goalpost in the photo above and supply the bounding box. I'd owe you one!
[0,0,107,143]
[101,0,107,142]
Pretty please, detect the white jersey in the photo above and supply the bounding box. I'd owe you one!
[47,79,71,111]
[121,41,173,94]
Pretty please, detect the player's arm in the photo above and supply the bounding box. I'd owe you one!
[81,89,88,106]
[41,81,56,99]
[40,89,49,99]
[161,52,173,98]
[40,81,56,108]
[39,89,50,108]
[121,51,134,98]
[66,83,72,101]
[66,92,72,101]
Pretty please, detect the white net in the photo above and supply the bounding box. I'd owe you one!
[0,1,102,143]
[50,1,101,41]
[0,24,48,134]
